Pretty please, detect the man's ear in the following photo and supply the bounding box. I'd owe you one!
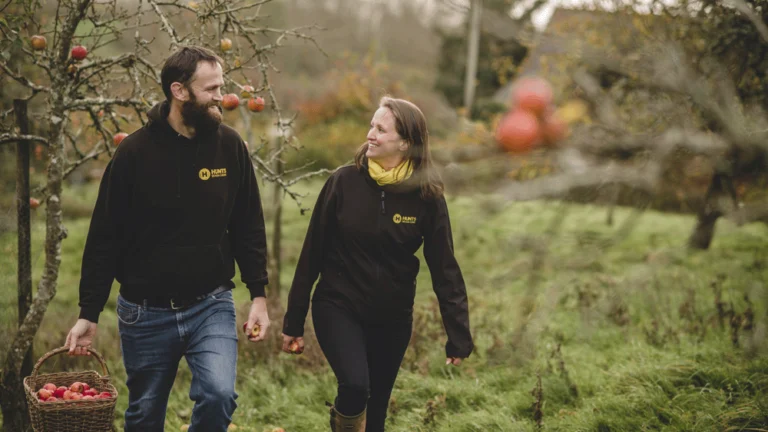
[170,82,189,102]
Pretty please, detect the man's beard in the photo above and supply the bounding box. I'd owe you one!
[181,92,223,133]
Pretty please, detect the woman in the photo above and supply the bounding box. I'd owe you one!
[282,96,473,432]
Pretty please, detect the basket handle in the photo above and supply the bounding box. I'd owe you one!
[30,346,111,380]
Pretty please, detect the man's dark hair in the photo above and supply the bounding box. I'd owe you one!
[160,46,224,102]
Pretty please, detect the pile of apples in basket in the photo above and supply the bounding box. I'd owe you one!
[35,381,114,402]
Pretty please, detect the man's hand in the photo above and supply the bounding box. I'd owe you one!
[244,297,269,342]
[281,334,304,354]
[66,319,98,356]
[445,357,463,366]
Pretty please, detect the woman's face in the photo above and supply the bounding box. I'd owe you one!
[366,107,408,169]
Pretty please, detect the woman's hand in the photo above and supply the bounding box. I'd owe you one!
[281,334,305,354]
[445,357,462,366]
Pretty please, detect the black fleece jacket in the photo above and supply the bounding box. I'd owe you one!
[283,164,474,358]
[78,101,269,323]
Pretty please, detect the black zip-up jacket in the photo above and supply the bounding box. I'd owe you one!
[78,101,269,323]
[283,164,474,358]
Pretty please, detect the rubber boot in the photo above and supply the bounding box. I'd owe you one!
[327,401,366,432]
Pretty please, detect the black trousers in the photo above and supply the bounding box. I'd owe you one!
[312,300,412,432]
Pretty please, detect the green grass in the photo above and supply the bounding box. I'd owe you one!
[1,180,767,431]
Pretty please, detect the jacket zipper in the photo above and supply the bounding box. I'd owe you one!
[380,190,386,214]
[376,190,385,282]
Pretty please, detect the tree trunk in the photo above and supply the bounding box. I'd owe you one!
[267,137,283,304]
[0,100,36,432]
[688,173,735,249]
[14,99,34,378]
[605,183,620,226]
[1,101,68,432]
[463,0,482,114]
[0,370,32,432]
[0,1,89,422]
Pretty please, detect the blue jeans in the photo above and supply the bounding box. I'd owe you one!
[117,289,238,432]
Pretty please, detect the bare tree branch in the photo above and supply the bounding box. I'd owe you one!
[493,162,659,202]
[66,97,147,110]
[285,168,337,186]
[0,61,51,93]
[0,133,50,146]
[200,0,272,17]
[250,153,303,198]
[148,0,182,48]
[572,68,623,128]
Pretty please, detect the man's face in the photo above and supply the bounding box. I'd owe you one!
[180,61,224,132]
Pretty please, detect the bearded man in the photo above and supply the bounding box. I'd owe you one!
[65,46,270,432]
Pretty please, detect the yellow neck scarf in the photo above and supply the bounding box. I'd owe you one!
[368,159,413,186]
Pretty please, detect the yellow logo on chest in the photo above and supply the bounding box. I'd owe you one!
[393,213,417,224]
[199,168,227,180]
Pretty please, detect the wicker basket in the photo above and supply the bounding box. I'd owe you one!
[23,346,119,432]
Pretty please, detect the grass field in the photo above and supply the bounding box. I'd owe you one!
[1,179,767,431]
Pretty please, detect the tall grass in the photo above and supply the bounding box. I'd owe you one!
[1,180,766,431]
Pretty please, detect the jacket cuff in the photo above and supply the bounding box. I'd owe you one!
[247,284,266,300]
[282,315,305,337]
[79,307,101,324]
[445,340,474,359]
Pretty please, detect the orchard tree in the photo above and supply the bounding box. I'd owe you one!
[437,0,768,250]
[426,1,768,369]
[0,0,324,429]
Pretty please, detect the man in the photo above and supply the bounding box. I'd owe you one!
[65,46,270,432]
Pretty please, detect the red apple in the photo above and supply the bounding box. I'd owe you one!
[82,395,94,400]
[43,383,56,392]
[37,389,52,400]
[221,94,240,111]
[113,132,128,146]
[30,35,47,51]
[247,97,265,113]
[83,389,98,397]
[29,198,40,209]
[46,397,59,402]
[495,109,542,154]
[71,45,87,61]
[62,390,74,400]
[98,392,112,399]
[511,76,553,116]
[69,382,84,393]
[53,386,67,398]
[69,393,82,400]
[240,85,254,98]
[81,383,90,392]
[243,322,261,338]
[220,38,233,52]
